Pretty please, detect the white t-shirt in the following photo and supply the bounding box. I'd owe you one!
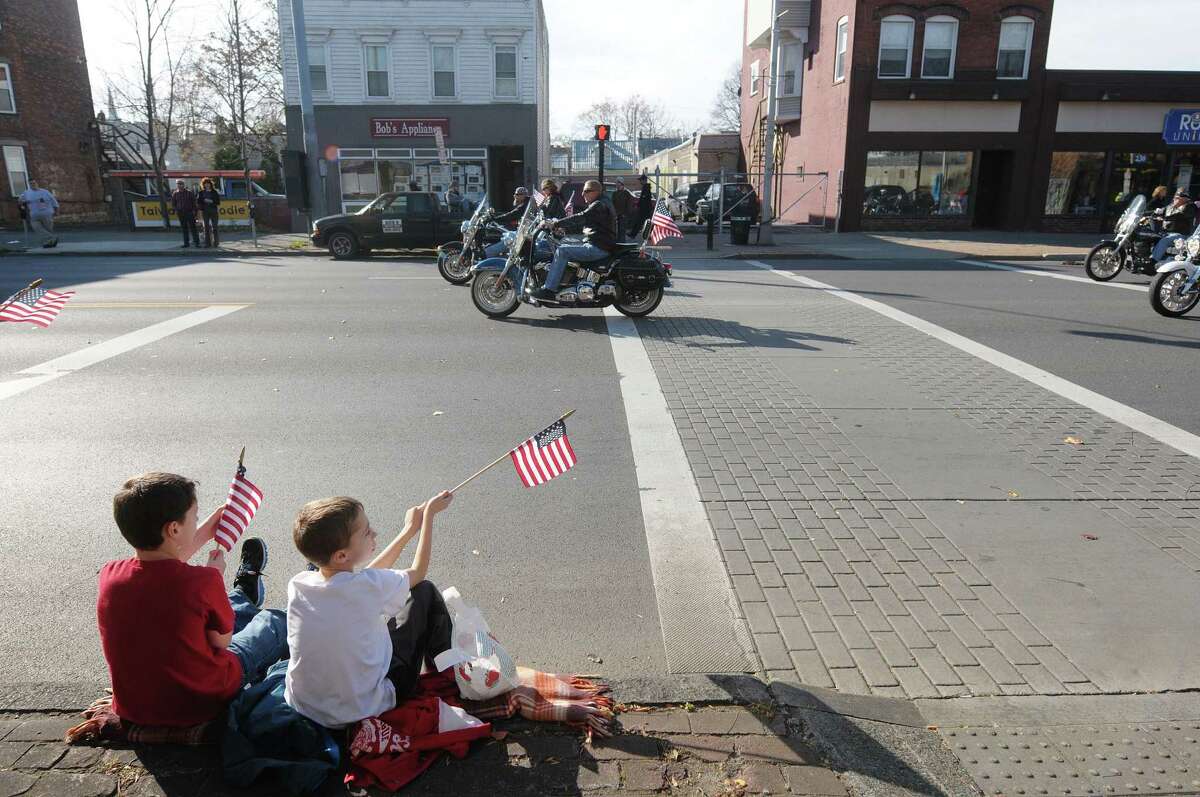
[284,568,411,728]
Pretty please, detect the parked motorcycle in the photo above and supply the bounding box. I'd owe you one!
[1084,195,1168,281]
[469,201,671,319]
[437,200,504,285]
[1149,228,1200,318]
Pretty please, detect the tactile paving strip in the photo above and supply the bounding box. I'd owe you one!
[943,723,1200,796]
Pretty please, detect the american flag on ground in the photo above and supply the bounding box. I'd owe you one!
[0,282,74,328]
[649,199,683,245]
[510,420,577,487]
[215,457,264,552]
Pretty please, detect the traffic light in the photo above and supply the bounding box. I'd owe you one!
[594,124,611,142]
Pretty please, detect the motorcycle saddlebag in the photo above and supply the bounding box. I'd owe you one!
[614,255,665,291]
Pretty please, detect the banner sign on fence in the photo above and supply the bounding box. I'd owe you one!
[1163,109,1200,146]
[132,200,252,228]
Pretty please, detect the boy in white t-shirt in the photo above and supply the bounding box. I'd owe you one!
[284,490,454,728]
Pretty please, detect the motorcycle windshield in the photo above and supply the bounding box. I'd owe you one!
[462,198,491,242]
[506,201,540,266]
[1117,195,1147,235]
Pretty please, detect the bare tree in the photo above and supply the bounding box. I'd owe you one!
[111,0,189,228]
[573,95,680,141]
[709,63,742,132]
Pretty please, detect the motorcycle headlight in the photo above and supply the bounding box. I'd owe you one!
[460,221,470,233]
[1188,238,1200,258]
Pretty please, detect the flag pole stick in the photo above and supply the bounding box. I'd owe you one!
[450,409,576,494]
[238,446,245,468]
[0,277,42,315]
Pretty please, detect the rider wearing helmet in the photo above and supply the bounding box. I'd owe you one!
[534,179,618,301]
[1153,187,1198,262]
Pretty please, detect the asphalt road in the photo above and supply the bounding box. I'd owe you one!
[0,254,667,687]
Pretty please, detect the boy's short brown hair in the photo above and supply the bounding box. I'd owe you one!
[113,472,197,550]
[293,497,363,565]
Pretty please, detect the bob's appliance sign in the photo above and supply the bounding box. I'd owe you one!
[1163,109,1200,146]
[371,118,450,138]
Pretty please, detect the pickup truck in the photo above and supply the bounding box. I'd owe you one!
[310,192,465,259]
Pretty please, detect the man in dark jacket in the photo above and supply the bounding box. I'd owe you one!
[492,187,532,229]
[611,178,634,240]
[535,180,618,300]
[197,178,222,248]
[540,179,567,219]
[1153,188,1198,261]
[170,180,200,248]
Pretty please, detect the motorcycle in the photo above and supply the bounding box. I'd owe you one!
[1084,194,1168,281]
[1149,227,1200,318]
[469,201,671,319]
[436,200,506,285]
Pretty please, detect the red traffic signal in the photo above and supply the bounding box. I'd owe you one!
[594,124,611,142]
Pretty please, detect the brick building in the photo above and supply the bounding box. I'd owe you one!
[0,1,108,224]
[741,0,1200,232]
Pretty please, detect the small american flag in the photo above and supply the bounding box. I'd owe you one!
[531,189,547,208]
[564,192,576,216]
[649,199,683,245]
[510,420,577,488]
[0,283,74,328]
[215,459,264,552]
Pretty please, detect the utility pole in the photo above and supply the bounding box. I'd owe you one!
[290,0,324,220]
[759,0,785,245]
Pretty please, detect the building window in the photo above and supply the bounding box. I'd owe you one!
[3,145,27,196]
[307,45,328,93]
[1104,151,1166,226]
[864,150,973,216]
[834,17,849,82]
[780,42,803,96]
[433,45,456,98]
[494,45,518,98]
[921,16,958,79]
[0,64,14,113]
[1044,152,1105,216]
[1171,153,1200,200]
[364,45,390,97]
[750,60,761,96]
[878,16,914,79]
[997,16,1034,79]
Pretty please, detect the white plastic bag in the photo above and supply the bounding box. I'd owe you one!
[432,586,519,701]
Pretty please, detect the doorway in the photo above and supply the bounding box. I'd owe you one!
[489,146,525,207]
[974,150,1014,229]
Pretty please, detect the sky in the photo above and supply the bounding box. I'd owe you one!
[78,0,1200,139]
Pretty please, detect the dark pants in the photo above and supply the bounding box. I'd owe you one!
[180,214,200,246]
[202,213,219,247]
[616,215,628,241]
[386,581,453,702]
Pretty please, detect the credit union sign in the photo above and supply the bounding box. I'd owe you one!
[1163,109,1200,146]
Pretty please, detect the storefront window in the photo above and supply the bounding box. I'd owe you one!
[1170,152,1200,199]
[339,156,379,208]
[1104,152,1166,227]
[337,149,490,213]
[378,159,414,193]
[864,150,972,216]
[1044,152,1105,216]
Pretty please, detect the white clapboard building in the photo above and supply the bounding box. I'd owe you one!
[278,0,549,213]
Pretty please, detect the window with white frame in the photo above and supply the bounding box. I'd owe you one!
[750,60,761,96]
[3,145,27,196]
[780,42,803,96]
[0,64,14,113]
[494,45,517,98]
[921,16,957,78]
[364,45,390,97]
[878,15,914,78]
[307,45,328,93]
[997,16,1034,79]
[433,45,456,98]
[834,17,849,82]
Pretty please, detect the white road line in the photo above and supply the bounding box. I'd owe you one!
[0,305,248,402]
[746,261,1200,461]
[960,259,1148,292]
[603,306,756,674]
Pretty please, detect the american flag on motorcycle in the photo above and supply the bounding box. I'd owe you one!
[510,420,577,487]
[649,199,682,245]
[531,189,547,208]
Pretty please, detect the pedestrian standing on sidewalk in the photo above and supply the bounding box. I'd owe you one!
[612,178,633,240]
[18,179,59,248]
[170,179,200,248]
[197,178,222,248]
[633,174,655,240]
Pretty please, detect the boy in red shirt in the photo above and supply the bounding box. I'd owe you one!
[97,472,288,726]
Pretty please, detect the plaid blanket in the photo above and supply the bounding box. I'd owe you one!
[65,692,218,746]
[466,666,614,739]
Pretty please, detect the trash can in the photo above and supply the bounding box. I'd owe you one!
[730,215,752,246]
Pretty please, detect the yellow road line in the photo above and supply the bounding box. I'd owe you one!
[68,302,256,309]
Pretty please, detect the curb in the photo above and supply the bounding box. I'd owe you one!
[0,249,437,261]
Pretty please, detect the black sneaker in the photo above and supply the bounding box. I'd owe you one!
[234,537,268,607]
[532,287,558,301]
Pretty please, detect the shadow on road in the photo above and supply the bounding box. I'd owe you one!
[1066,328,1200,347]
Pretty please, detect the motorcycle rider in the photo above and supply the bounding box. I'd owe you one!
[1153,187,1198,262]
[540,179,567,219]
[534,179,617,301]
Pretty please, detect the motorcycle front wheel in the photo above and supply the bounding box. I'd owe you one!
[1084,243,1123,281]
[615,286,664,318]
[471,272,520,318]
[1149,269,1200,317]
[437,242,473,285]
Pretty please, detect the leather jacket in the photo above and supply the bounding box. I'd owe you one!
[555,199,618,252]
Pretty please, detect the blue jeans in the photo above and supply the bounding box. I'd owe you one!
[228,588,289,688]
[545,242,608,291]
[1154,233,1185,262]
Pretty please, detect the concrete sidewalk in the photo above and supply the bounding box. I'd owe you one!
[0,228,327,258]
